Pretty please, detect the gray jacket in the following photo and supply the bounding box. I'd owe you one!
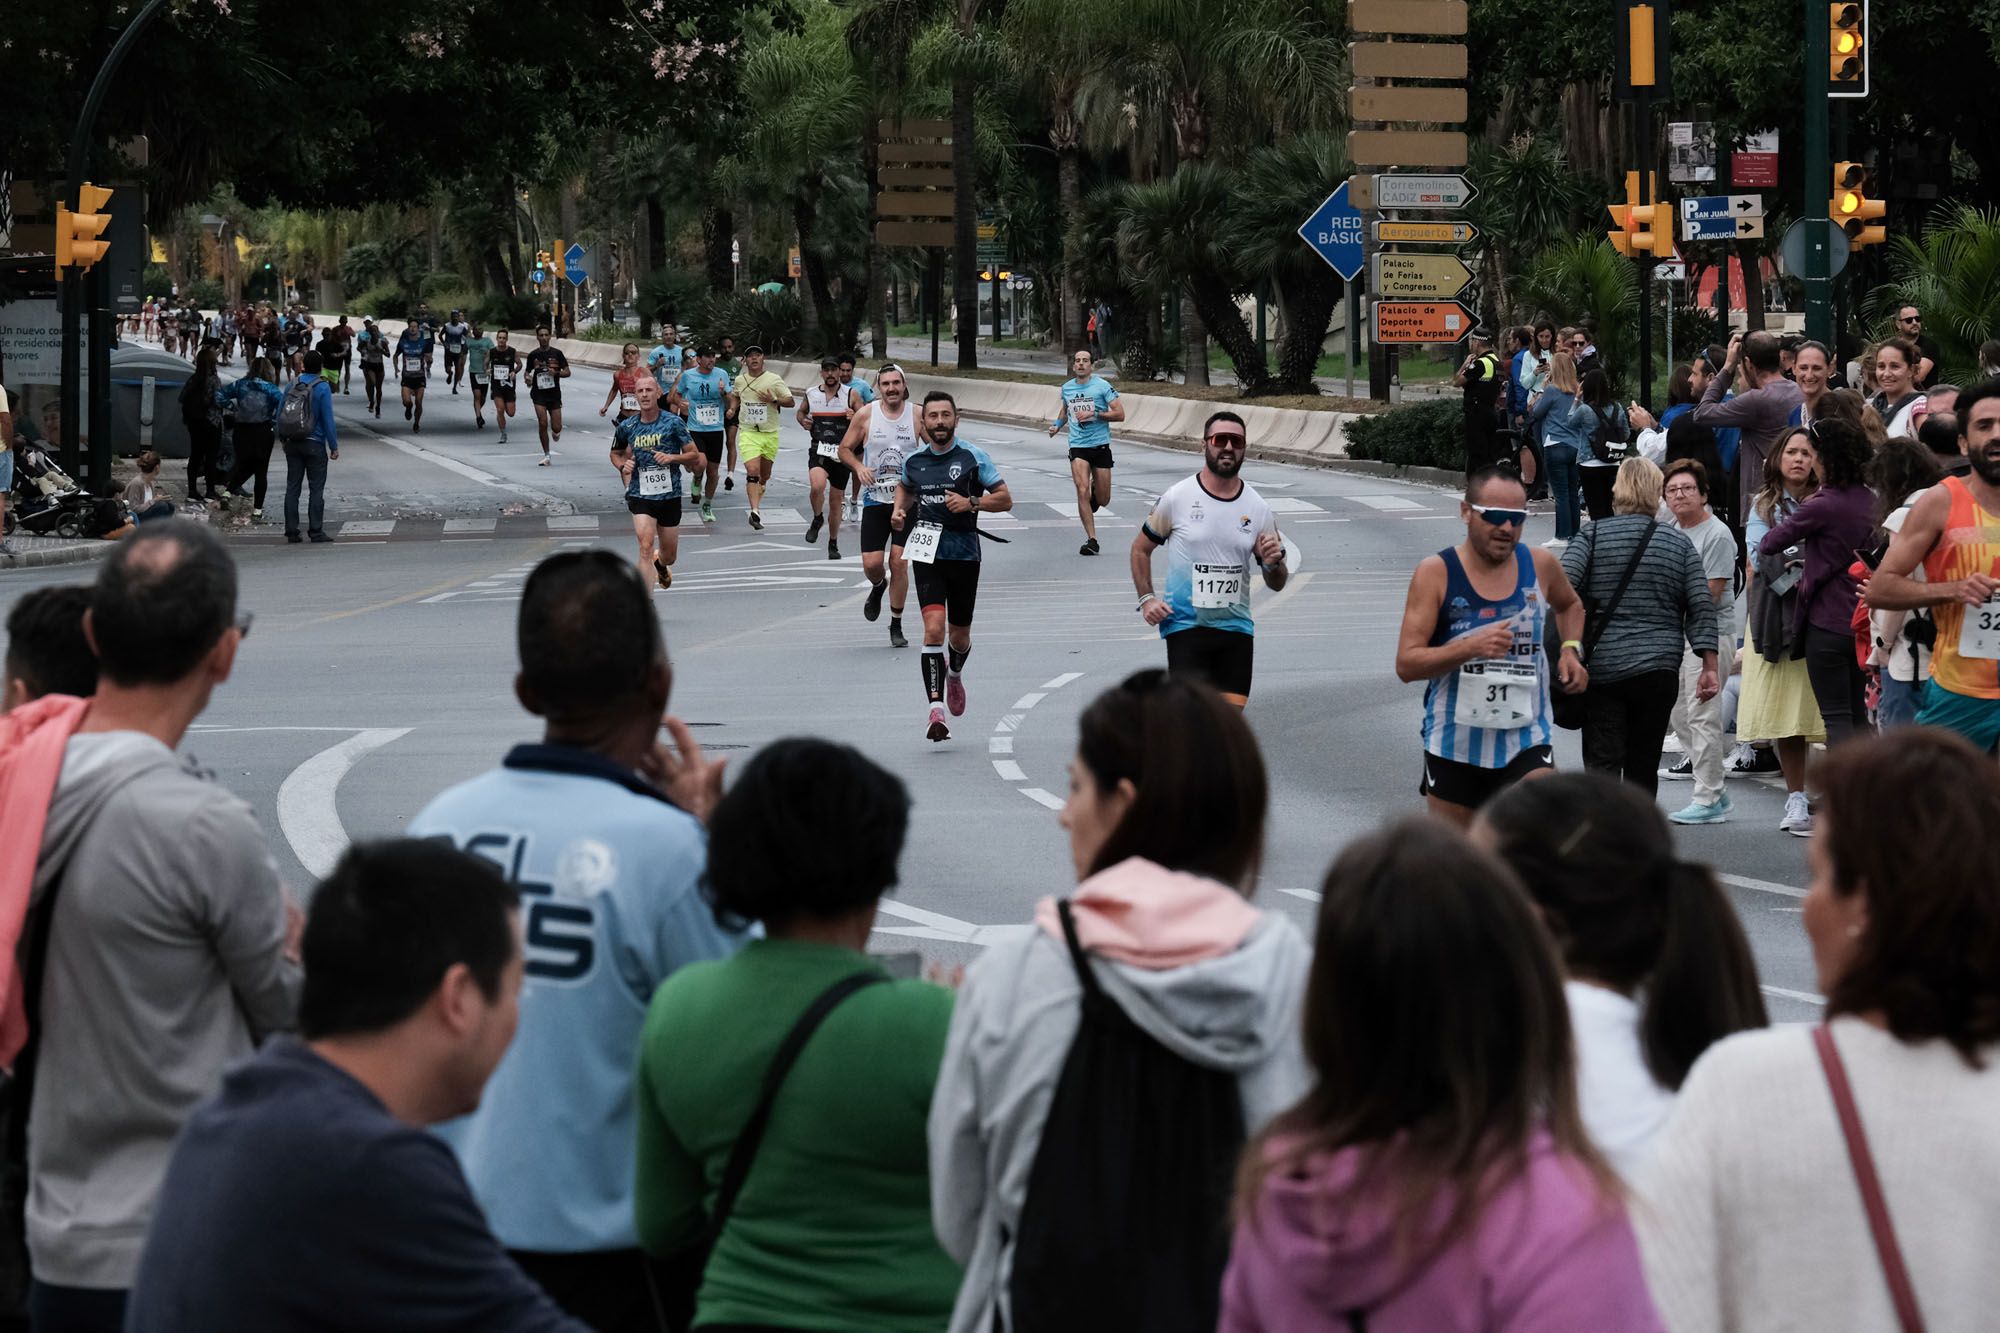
[927,908,1311,1333]
[29,732,301,1288]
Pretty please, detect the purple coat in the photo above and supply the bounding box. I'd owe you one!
[1758,482,1876,637]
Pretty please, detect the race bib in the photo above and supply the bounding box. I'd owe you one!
[638,467,672,498]
[871,475,900,502]
[1070,397,1097,423]
[743,402,771,428]
[493,364,514,385]
[904,520,943,564]
[1191,562,1243,610]
[1958,595,2000,661]
[620,393,638,412]
[534,370,557,390]
[815,438,843,459]
[1454,660,1539,728]
[693,402,722,427]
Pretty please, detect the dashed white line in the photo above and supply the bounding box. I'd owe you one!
[1718,872,1807,900]
[1018,787,1065,810]
[1011,692,1048,710]
[1039,672,1085,690]
[988,736,1015,755]
[992,760,1028,782]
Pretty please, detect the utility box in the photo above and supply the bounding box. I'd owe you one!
[108,344,193,459]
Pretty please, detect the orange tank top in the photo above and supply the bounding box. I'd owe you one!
[1922,476,2000,699]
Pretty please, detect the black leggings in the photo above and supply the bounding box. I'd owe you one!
[1804,623,1868,747]
[1580,668,1680,796]
[185,419,222,499]
[226,422,276,509]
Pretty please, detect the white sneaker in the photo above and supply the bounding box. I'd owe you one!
[1780,791,1813,835]
[1541,537,1567,549]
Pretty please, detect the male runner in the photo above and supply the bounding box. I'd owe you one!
[466,323,496,428]
[524,324,572,465]
[718,336,743,490]
[674,346,736,522]
[394,321,428,431]
[1131,411,1289,706]
[839,363,917,649]
[441,309,472,392]
[646,322,684,392]
[893,391,1013,741]
[489,330,521,443]
[219,306,238,364]
[1049,348,1123,555]
[609,376,700,591]
[732,345,792,529]
[1394,465,1589,826]
[799,357,859,559]
[1866,380,2000,754]
[414,302,441,376]
[838,355,874,520]
[355,317,388,417]
[328,315,355,392]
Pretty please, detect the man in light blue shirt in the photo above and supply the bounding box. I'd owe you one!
[1048,348,1123,557]
[411,550,746,1332]
[646,322,684,391]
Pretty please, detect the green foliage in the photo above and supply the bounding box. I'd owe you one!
[142,265,175,300]
[638,268,709,326]
[1342,400,1465,470]
[353,284,411,320]
[475,293,548,332]
[186,279,226,309]
[1869,204,2000,385]
[1521,237,1639,391]
[579,322,647,344]
[419,273,472,304]
[691,291,807,356]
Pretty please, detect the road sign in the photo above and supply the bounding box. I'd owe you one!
[1373,220,1480,244]
[1778,218,1851,279]
[1679,194,1765,222]
[1348,0,1468,34]
[563,242,588,286]
[1349,41,1467,78]
[1348,130,1467,168]
[1372,299,1476,344]
[1350,87,1467,123]
[1298,181,1365,281]
[1372,252,1473,298]
[875,221,954,247]
[1357,173,1478,210]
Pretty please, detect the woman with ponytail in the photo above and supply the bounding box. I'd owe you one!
[1475,773,1768,1177]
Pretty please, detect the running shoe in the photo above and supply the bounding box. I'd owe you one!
[724,476,735,491]
[806,514,824,544]
[865,582,886,621]
[1668,793,1732,825]
[889,620,908,649]
[538,456,551,467]
[927,705,950,743]
[412,421,421,434]
[701,501,716,523]
[404,403,412,420]
[655,559,672,590]
[748,510,762,530]
[1659,755,1694,780]
[1080,538,1100,556]
[946,672,967,717]
[1780,791,1814,835]
[827,540,840,561]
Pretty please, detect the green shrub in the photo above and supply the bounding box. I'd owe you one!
[637,267,708,331]
[580,321,646,344]
[340,242,391,293]
[1342,399,1465,470]
[186,278,225,309]
[419,272,465,301]
[475,292,547,332]
[690,290,805,357]
[352,283,410,320]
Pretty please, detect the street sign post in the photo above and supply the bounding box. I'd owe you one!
[1354,173,1478,211]
[563,242,588,287]
[1373,220,1480,244]
[1373,299,1476,344]
[1298,181,1365,281]
[1679,194,1764,241]
[1372,252,1473,299]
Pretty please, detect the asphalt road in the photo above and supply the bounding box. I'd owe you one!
[2,355,1825,1020]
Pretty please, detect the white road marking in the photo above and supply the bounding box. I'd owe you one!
[443,517,498,533]
[1349,494,1425,511]
[989,736,1015,754]
[276,728,413,879]
[1263,497,1326,513]
[338,519,396,536]
[546,514,599,530]
[1279,888,1322,903]
[992,760,1028,782]
[1018,787,1065,810]
[1044,501,1118,519]
[1257,570,1316,620]
[361,426,574,514]
[1039,672,1085,690]
[1718,872,1807,899]
[1761,984,1825,1006]
[1012,692,1048,710]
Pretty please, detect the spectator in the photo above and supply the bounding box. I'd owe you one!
[1691,330,1804,524]
[1475,775,1767,1179]
[3,586,97,709]
[1573,368,1630,522]
[1575,320,1603,377]
[1867,337,1926,439]
[1915,381,1958,435]
[0,520,298,1332]
[1560,458,1720,795]
[1793,338,1835,423]
[1219,819,1664,1333]
[126,840,589,1332]
[413,551,747,1332]
[1659,459,1739,823]
[177,347,224,503]
[1919,413,1972,479]
[1894,303,1943,388]
[282,349,339,544]
[636,738,959,1331]
[1636,730,2000,1331]
[1625,361,1693,463]
[1759,417,1877,749]
[931,671,1311,1333]
[119,450,177,523]
[1506,326,1535,428]
[0,374,15,559]
[1739,427,1826,832]
[1453,329,1505,476]
[1865,439,1946,730]
[1816,384,1888,449]
[218,357,283,521]
[1980,338,2000,380]
[1523,351,1585,544]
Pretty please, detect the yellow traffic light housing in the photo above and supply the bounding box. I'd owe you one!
[1831,161,1886,249]
[1607,170,1641,258]
[1608,171,1670,256]
[54,183,115,280]
[1829,3,1867,95]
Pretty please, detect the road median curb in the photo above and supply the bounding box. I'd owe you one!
[2,541,114,571]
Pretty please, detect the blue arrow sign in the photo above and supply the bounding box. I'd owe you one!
[563,242,588,287]
[1299,182,1365,281]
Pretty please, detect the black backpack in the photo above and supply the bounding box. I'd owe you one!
[1008,900,1245,1333]
[277,380,314,442]
[1588,404,1630,461]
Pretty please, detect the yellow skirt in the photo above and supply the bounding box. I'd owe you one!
[1737,620,1827,743]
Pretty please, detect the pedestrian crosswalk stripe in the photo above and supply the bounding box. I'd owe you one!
[1043,501,1117,519]
[546,514,599,529]
[1264,497,1327,513]
[337,520,396,536]
[443,517,497,532]
[1348,494,1425,511]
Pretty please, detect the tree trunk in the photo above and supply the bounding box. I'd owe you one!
[1273,266,1338,393]
[1737,240,1767,332]
[1181,295,1210,385]
[952,72,978,370]
[794,189,829,348]
[1190,279,1267,392]
[503,173,525,293]
[1058,142,1085,353]
[647,196,668,274]
[703,206,734,292]
[863,120,887,357]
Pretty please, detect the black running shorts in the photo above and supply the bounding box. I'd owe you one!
[860,504,911,554]
[1164,626,1255,698]
[1418,745,1555,810]
[913,558,979,627]
[625,495,682,526]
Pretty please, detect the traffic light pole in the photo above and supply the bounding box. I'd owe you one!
[1634,90,1655,409]
[1802,0,1834,345]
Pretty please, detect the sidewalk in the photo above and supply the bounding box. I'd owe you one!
[1,532,115,571]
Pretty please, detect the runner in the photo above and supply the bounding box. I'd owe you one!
[718,336,743,491]
[489,330,521,443]
[394,321,428,432]
[524,324,571,465]
[413,302,440,376]
[466,322,496,428]
[839,363,917,648]
[1394,465,1588,827]
[609,376,700,591]
[328,315,355,392]
[838,354,874,521]
[1866,381,2000,754]
[798,356,859,559]
[219,306,238,365]
[282,310,310,374]
[1048,348,1123,556]
[598,343,645,425]
[355,317,388,417]
[260,309,284,377]
[732,344,793,529]
[893,391,1013,741]
[673,345,736,523]
[441,309,471,393]
[646,322,684,392]
[1130,411,1289,706]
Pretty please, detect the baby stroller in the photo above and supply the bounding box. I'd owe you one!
[8,443,98,539]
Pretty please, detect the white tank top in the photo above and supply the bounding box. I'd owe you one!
[862,400,918,504]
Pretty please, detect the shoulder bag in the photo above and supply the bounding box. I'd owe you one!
[1549,520,1656,731]
[1814,1024,1926,1333]
[658,969,887,1333]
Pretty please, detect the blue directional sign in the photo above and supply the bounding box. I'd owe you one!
[1679,193,1765,241]
[563,242,589,287]
[1299,182,1365,281]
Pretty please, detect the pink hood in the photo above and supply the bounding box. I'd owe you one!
[0,695,92,1069]
[1034,856,1260,968]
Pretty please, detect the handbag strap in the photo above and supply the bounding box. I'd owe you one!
[701,969,887,1252]
[1813,1024,1926,1333]
[1582,521,1656,657]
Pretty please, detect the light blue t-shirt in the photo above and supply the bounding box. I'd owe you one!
[647,343,684,389]
[1058,374,1119,450]
[416,747,750,1251]
[847,376,877,405]
[674,366,733,433]
[1143,475,1278,637]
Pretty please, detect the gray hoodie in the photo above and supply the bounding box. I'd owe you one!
[29,732,300,1289]
[927,893,1311,1333]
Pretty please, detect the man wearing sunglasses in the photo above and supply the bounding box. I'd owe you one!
[1131,412,1286,705]
[1896,305,1941,389]
[1396,466,1588,826]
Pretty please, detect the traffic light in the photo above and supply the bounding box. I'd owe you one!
[1829,3,1868,96]
[54,183,114,280]
[1606,171,1669,256]
[1831,161,1886,248]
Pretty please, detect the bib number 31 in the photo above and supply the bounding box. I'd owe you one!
[1455,659,1539,728]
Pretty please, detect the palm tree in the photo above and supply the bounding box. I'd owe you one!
[846,0,940,355]
[1227,131,1352,393]
[1114,166,1270,392]
[1465,135,1592,325]
[1521,236,1640,391]
[1871,203,2000,384]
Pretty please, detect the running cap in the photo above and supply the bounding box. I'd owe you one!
[820,356,841,370]
[743,344,765,355]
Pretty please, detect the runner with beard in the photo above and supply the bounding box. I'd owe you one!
[355,318,389,417]
[1130,411,1289,706]
[839,363,916,649]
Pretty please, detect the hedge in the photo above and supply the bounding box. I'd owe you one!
[1342,399,1465,471]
